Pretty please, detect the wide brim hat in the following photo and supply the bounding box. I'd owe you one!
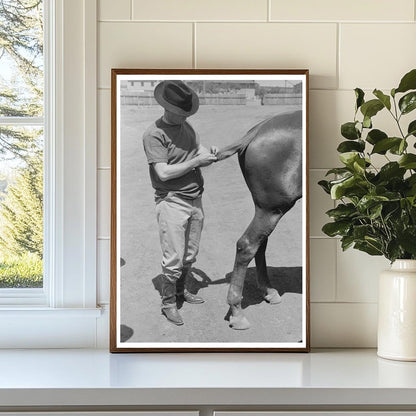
[154,80,199,117]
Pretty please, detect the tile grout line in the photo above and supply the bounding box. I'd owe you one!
[336,22,340,90]
[98,19,415,24]
[130,0,133,20]
[267,0,271,22]
[311,301,378,305]
[333,228,338,303]
[193,22,197,69]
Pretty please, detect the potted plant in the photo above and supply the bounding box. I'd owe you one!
[319,68,416,361]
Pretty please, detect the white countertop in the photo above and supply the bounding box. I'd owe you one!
[0,349,416,408]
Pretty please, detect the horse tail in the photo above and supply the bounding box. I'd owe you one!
[216,118,269,162]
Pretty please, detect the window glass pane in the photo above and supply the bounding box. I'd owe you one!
[0,126,43,288]
[0,0,44,291]
[0,0,44,117]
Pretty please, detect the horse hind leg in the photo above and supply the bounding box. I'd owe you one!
[227,208,283,330]
[255,238,282,304]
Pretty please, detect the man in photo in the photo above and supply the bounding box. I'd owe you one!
[143,80,218,326]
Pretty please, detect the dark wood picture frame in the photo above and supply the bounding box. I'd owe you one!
[110,69,310,352]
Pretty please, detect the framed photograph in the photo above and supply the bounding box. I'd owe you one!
[110,69,309,352]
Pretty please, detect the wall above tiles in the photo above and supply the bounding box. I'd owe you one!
[96,0,416,348]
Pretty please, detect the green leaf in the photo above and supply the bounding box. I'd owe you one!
[407,120,416,137]
[366,129,387,145]
[399,92,416,115]
[386,240,403,262]
[398,227,416,255]
[341,122,360,140]
[357,195,389,212]
[341,235,355,251]
[371,137,402,154]
[339,152,360,167]
[322,221,351,237]
[354,241,383,256]
[355,88,365,110]
[363,115,372,129]
[369,203,383,220]
[399,154,416,169]
[318,180,331,194]
[325,167,352,176]
[373,89,391,110]
[405,175,416,197]
[395,69,416,94]
[377,162,406,182]
[337,140,365,153]
[353,224,374,240]
[353,158,366,174]
[360,99,384,119]
[389,139,407,155]
[330,175,369,200]
[330,175,356,199]
[326,203,357,220]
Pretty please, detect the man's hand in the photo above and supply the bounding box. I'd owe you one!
[195,152,217,167]
[210,146,219,157]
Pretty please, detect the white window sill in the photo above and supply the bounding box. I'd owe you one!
[0,307,102,316]
[0,349,415,410]
[0,307,104,348]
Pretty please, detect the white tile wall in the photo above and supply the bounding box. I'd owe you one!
[196,23,338,89]
[98,89,111,168]
[310,239,336,302]
[311,303,378,347]
[97,169,111,239]
[99,0,131,20]
[96,0,416,347]
[270,0,415,22]
[340,24,416,90]
[98,22,193,88]
[97,239,110,305]
[336,246,389,303]
[132,0,268,21]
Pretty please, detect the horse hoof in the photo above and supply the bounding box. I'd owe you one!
[264,288,282,304]
[229,315,251,330]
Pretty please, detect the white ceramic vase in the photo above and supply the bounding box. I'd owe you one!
[378,259,416,361]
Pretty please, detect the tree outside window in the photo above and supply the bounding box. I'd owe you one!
[0,0,44,288]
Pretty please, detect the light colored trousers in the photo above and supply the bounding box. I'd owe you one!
[155,194,204,282]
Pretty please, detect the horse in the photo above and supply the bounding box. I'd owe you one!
[216,110,303,330]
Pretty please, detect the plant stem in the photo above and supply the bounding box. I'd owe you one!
[389,97,406,139]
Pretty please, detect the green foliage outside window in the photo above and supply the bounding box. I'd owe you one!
[0,0,44,288]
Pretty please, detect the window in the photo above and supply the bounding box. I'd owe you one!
[0,0,101,348]
[0,0,46,299]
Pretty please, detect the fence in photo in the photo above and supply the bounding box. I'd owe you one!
[262,93,302,105]
[121,91,157,105]
[120,91,302,107]
[198,93,246,105]
[120,91,248,106]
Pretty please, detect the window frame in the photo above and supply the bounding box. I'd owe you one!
[0,0,101,348]
[0,1,49,305]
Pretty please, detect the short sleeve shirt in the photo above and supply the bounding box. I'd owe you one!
[142,117,204,201]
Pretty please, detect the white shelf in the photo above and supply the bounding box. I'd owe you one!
[0,349,415,409]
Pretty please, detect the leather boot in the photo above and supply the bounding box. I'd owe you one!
[161,276,183,326]
[177,268,205,304]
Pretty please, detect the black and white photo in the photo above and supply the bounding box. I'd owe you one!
[110,70,309,352]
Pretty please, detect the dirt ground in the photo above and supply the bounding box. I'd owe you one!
[119,103,304,344]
